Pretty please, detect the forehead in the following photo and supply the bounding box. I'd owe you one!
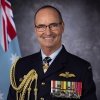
[35,8,60,25]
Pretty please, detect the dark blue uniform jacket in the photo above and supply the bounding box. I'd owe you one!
[7,46,97,100]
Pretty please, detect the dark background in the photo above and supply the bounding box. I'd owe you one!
[10,0,100,99]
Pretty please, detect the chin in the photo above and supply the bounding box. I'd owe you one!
[43,44,54,48]
[46,45,53,48]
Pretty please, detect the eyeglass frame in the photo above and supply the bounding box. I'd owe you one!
[35,22,62,32]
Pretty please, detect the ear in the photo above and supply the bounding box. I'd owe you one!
[33,21,37,33]
[61,21,64,27]
[61,21,64,33]
[34,25,37,34]
[34,27,36,33]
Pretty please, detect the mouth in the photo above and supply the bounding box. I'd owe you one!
[44,37,53,39]
[42,36,55,40]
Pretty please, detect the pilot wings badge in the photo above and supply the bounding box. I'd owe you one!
[59,72,76,78]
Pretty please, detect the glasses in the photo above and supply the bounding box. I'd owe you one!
[35,22,62,32]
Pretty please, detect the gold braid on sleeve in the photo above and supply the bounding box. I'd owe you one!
[10,58,38,100]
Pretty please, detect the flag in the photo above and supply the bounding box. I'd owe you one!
[0,0,21,99]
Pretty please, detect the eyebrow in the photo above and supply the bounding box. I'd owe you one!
[35,24,45,26]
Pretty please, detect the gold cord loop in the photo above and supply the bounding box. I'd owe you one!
[10,58,38,100]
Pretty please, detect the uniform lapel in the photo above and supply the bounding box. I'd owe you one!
[33,46,70,80]
[43,46,69,78]
[32,51,44,79]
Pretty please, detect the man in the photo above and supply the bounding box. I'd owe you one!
[7,5,97,100]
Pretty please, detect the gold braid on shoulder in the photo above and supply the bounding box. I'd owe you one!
[10,58,38,100]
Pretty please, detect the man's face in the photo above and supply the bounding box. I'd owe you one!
[34,8,64,49]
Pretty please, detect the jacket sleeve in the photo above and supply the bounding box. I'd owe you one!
[81,66,97,100]
[7,85,16,100]
[7,58,20,100]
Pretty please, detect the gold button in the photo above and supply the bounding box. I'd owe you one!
[19,78,23,82]
[41,82,45,85]
[40,97,44,100]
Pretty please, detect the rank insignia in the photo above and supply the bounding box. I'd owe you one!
[59,72,76,78]
[51,80,82,99]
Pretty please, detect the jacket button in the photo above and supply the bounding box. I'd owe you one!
[41,82,45,86]
[40,97,44,100]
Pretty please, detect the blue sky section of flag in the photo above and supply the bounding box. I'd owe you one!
[0,0,21,99]
[0,38,21,100]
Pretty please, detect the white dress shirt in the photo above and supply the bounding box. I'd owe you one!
[41,45,62,66]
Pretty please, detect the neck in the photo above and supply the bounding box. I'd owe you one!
[41,45,61,56]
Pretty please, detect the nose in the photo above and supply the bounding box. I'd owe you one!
[45,26,52,35]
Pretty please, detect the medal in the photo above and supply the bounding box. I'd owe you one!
[43,57,51,73]
[51,80,82,99]
[43,63,49,73]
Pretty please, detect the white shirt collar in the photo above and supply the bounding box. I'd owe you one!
[41,45,62,64]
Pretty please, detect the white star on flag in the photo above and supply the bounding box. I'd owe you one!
[10,53,19,64]
[0,91,4,100]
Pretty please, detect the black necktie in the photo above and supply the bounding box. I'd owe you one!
[43,57,52,73]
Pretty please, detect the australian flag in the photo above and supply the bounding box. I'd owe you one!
[0,0,21,99]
